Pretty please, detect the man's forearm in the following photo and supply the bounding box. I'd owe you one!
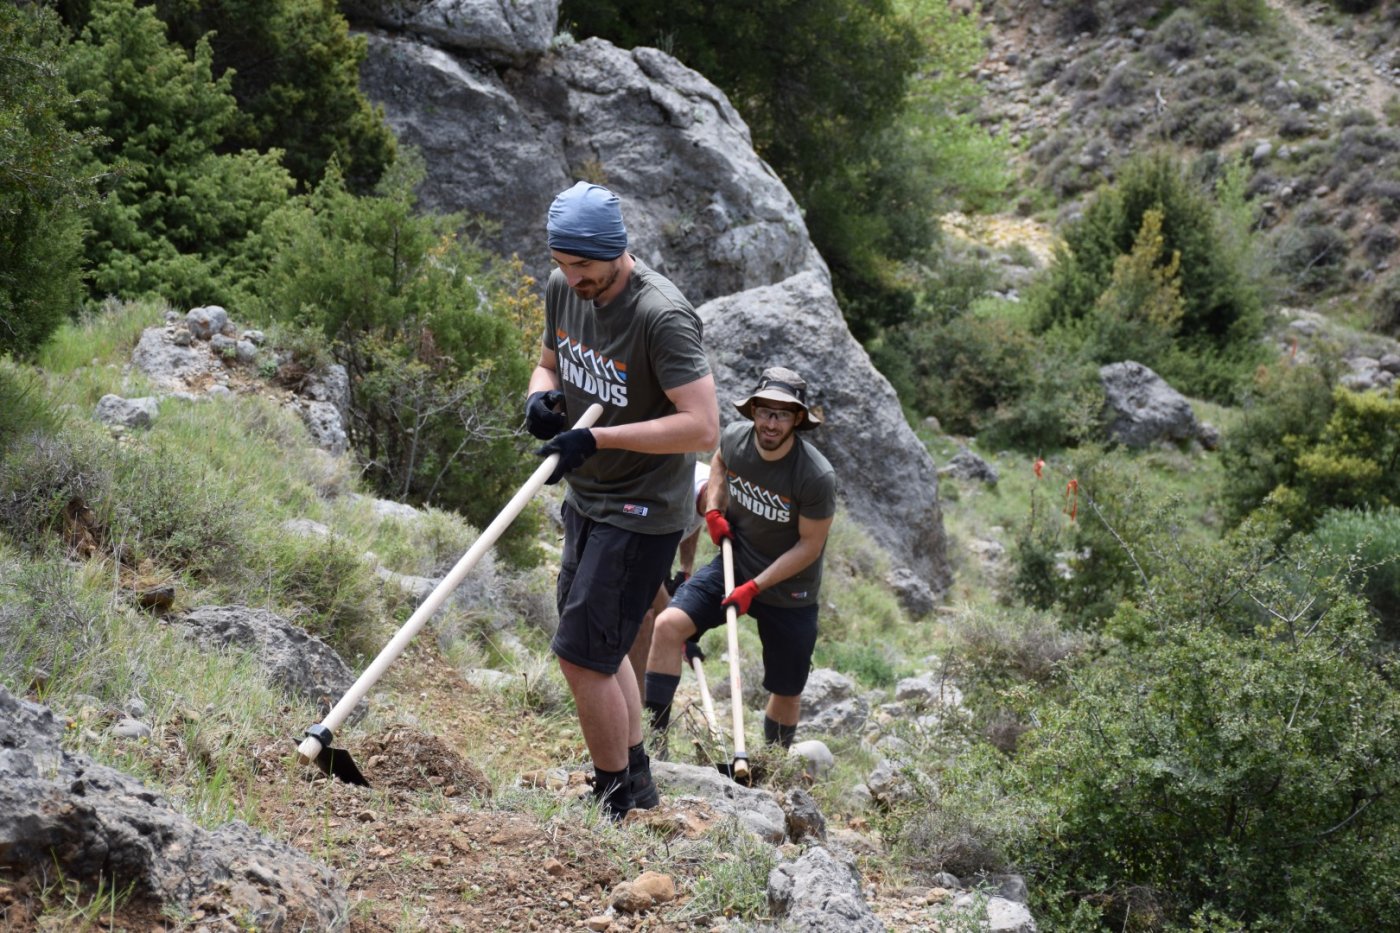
[528,364,559,395]
[751,541,824,593]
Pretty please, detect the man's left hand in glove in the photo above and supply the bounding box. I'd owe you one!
[537,428,597,485]
[721,579,760,616]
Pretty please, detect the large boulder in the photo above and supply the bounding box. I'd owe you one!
[768,845,883,933]
[357,34,823,302]
[0,687,346,929]
[1099,361,1199,448]
[700,271,951,592]
[175,606,366,723]
[344,0,559,62]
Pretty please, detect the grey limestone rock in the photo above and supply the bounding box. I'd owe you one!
[0,686,346,930]
[357,34,822,304]
[344,0,559,62]
[1099,361,1199,448]
[768,845,884,932]
[176,606,365,724]
[95,394,159,430]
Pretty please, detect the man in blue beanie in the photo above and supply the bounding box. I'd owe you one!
[525,181,719,820]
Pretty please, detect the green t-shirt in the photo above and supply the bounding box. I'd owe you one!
[544,256,711,534]
[720,421,837,608]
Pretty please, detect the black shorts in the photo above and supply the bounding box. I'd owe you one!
[669,555,818,697]
[552,504,682,674]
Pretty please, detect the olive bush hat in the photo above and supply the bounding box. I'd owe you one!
[732,366,823,430]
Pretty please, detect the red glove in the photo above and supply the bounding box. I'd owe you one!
[722,580,760,616]
[704,509,731,545]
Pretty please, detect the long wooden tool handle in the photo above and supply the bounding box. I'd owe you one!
[297,402,604,766]
[721,538,749,779]
[691,653,722,744]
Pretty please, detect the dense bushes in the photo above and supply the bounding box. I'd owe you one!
[64,0,295,308]
[251,156,542,561]
[1373,268,1400,335]
[0,3,92,358]
[1306,506,1400,639]
[1030,152,1268,401]
[935,517,1400,931]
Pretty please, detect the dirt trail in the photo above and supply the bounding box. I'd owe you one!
[1268,0,1397,118]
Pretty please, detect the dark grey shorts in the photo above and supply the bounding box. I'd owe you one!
[669,555,818,697]
[552,504,682,674]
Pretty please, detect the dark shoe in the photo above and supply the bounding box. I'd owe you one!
[591,770,636,821]
[630,761,660,809]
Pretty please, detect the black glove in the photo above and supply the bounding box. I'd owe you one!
[665,570,690,596]
[537,428,597,485]
[683,639,705,663]
[524,390,567,440]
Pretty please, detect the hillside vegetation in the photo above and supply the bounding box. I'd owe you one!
[3,0,1400,930]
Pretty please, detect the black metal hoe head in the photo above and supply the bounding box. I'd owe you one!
[303,724,370,787]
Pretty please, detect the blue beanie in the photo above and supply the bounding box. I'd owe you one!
[547,181,628,260]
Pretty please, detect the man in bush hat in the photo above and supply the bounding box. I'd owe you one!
[643,366,836,751]
[523,181,719,820]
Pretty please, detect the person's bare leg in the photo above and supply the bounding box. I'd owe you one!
[628,583,670,708]
[766,693,800,726]
[646,606,697,677]
[558,657,630,771]
[616,654,644,748]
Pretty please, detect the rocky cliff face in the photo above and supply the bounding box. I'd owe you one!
[352,0,950,587]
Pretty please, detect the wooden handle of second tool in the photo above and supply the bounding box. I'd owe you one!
[297,402,604,766]
[721,538,749,779]
[690,653,722,743]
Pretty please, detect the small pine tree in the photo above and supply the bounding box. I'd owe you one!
[0,4,94,358]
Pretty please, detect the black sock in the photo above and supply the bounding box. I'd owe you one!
[644,671,681,732]
[764,715,797,748]
[629,742,649,770]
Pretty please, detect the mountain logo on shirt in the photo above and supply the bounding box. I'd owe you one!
[555,329,629,407]
[727,472,792,523]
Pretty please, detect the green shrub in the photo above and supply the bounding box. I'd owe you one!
[1219,359,1337,527]
[108,433,248,577]
[879,308,1037,437]
[63,0,295,307]
[0,557,124,700]
[1270,220,1349,294]
[1079,208,1186,373]
[0,3,93,358]
[1030,152,1266,401]
[251,155,541,563]
[253,529,384,660]
[1306,506,1400,639]
[1192,0,1269,30]
[1268,385,1400,531]
[979,527,1400,930]
[1372,268,1400,336]
[0,429,113,555]
[0,364,62,459]
[150,0,394,191]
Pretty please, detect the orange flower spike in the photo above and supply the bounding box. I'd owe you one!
[1034,458,1045,479]
[1064,478,1079,522]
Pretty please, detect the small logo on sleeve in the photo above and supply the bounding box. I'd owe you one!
[622,503,649,517]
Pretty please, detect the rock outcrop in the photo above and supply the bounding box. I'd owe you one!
[357,33,822,303]
[0,686,346,930]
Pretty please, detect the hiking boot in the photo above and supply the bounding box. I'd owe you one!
[630,761,660,810]
[591,770,636,822]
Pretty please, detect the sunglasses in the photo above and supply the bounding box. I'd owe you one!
[753,406,799,424]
